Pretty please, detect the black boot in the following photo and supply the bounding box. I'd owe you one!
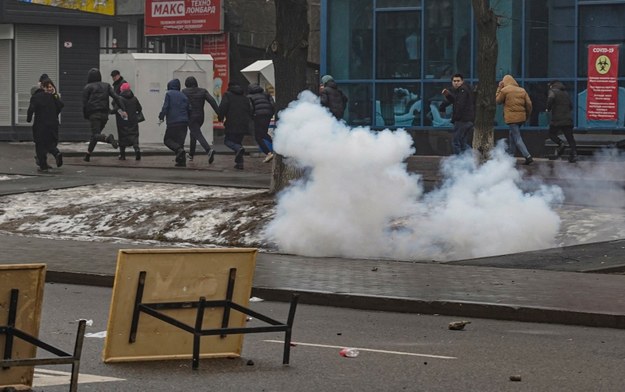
[106,134,119,149]
[175,149,186,167]
[119,147,126,160]
[55,152,63,167]
[83,153,91,162]
[135,149,141,161]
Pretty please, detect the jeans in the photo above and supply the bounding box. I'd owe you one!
[252,114,273,155]
[87,112,110,153]
[224,133,245,163]
[188,119,211,156]
[507,123,531,158]
[452,121,473,154]
[163,123,188,153]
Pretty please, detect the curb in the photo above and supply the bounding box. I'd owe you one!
[44,270,625,330]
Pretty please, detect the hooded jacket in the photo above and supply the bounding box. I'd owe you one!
[495,75,532,125]
[218,83,252,134]
[119,89,142,127]
[320,79,348,119]
[181,76,219,123]
[159,79,190,125]
[82,68,125,119]
[247,83,275,117]
[546,81,573,127]
[27,88,64,144]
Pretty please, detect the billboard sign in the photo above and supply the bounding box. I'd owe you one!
[203,33,228,127]
[18,0,114,16]
[145,0,223,36]
[587,44,620,121]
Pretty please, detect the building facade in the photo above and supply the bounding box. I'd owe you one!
[0,0,116,141]
[321,0,625,154]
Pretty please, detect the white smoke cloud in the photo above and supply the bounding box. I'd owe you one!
[264,91,564,261]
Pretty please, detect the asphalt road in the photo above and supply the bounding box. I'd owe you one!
[18,283,625,392]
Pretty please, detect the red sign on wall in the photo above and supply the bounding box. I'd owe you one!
[587,44,620,121]
[203,33,229,127]
[145,0,223,36]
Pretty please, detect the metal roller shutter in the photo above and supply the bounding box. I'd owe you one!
[14,24,58,127]
[0,40,11,126]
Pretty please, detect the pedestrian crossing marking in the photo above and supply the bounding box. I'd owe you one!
[33,368,124,387]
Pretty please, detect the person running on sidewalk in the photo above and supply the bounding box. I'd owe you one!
[319,74,348,120]
[82,68,124,162]
[159,78,191,167]
[117,82,142,160]
[439,73,475,155]
[27,79,64,172]
[496,74,534,165]
[218,81,252,170]
[181,76,219,164]
[546,80,577,163]
[247,83,276,163]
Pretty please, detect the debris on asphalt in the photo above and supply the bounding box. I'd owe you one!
[509,375,522,382]
[246,316,253,321]
[249,297,264,302]
[371,267,378,272]
[448,320,471,330]
[85,331,107,338]
[339,347,360,358]
[246,359,255,366]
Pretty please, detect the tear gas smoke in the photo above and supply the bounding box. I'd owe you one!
[264,91,564,261]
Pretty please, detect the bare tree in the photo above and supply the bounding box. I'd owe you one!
[471,0,499,162]
[269,0,310,193]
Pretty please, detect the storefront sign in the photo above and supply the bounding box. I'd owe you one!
[202,33,229,127]
[18,0,114,16]
[587,44,620,121]
[145,0,223,36]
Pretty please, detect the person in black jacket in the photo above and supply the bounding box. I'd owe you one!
[82,68,125,162]
[247,83,275,163]
[439,73,475,155]
[218,81,252,170]
[546,80,577,163]
[320,75,348,120]
[27,79,64,172]
[117,82,142,160]
[110,70,126,95]
[182,76,219,164]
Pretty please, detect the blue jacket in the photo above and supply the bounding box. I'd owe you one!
[159,79,190,125]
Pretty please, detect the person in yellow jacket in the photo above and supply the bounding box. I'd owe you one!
[496,75,534,165]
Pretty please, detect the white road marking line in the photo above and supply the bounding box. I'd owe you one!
[33,368,124,387]
[263,340,457,359]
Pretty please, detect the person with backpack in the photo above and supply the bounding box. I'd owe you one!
[182,76,219,164]
[247,83,276,163]
[439,73,475,155]
[319,75,348,120]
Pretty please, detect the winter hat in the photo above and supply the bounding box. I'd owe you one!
[321,75,334,85]
[120,82,131,92]
[39,73,49,83]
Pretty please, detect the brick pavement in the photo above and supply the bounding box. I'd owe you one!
[1,142,625,328]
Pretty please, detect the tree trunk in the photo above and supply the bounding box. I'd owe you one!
[471,0,498,162]
[269,0,310,194]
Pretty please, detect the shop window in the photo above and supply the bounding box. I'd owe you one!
[376,11,420,79]
[374,83,421,127]
[492,0,522,80]
[578,4,625,78]
[327,0,373,80]
[423,0,471,79]
[525,0,575,78]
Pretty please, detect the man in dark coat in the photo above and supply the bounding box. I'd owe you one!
[546,80,577,162]
[117,82,142,160]
[27,79,64,172]
[159,78,191,167]
[247,83,275,163]
[218,81,252,170]
[319,75,348,120]
[182,76,219,164]
[439,73,475,154]
[111,70,126,95]
[82,68,125,162]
